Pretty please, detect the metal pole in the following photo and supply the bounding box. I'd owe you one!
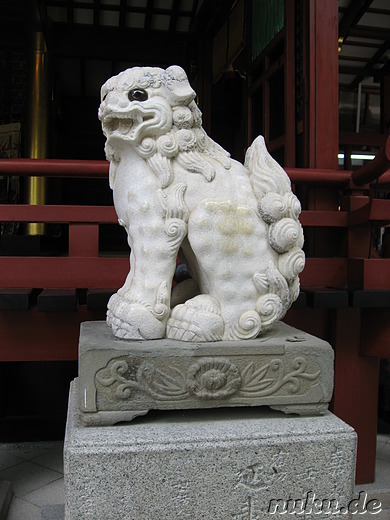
[26,31,49,235]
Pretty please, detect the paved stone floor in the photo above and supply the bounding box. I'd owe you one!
[0,435,389,519]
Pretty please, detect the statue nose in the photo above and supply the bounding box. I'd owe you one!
[107,91,128,109]
[118,98,129,108]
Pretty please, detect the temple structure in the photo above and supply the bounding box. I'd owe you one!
[0,0,389,486]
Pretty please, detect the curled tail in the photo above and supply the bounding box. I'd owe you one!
[246,135,305,329]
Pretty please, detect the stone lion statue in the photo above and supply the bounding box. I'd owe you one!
[98,65,305,342]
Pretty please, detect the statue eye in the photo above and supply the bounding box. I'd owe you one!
[128,88,148,101]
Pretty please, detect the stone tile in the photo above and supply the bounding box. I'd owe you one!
[377,434,390,445]
[24,478,64,508]
[0,461,62,498]
[5,496,40,520]
[378,440,387,455]
[40,504,65,520]
[0,452,24,471]
[377,441,390,462]
[0,442,60,462]
[32,446,64,474]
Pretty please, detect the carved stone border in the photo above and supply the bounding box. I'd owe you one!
[78,321,333,425]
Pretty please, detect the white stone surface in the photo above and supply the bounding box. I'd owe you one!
[65,379,356,519]
[98,65,305,341]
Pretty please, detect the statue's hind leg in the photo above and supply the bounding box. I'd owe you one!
[167,200,276,341]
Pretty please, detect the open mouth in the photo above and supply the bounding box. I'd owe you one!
[103,117,135,136]
[103,113,154,139]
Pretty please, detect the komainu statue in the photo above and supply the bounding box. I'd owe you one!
[98,65,305,342]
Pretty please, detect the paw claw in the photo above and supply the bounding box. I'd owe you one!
[167,295,224,342]
[107,295,166,340]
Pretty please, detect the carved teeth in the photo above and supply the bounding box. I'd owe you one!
[105,118,133,135]
[119,120,130,134]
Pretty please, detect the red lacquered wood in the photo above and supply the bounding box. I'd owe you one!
[286,168,351,185]
[0,158,109,177]
[360,309,390,358]
[348,259,390,290]
[348,199,390,226]
[69,224,99,258]
[300,258,347,287]
[351,135,390,186]
[300,210,348,227]
[284,0,296,167]
[0,307,106,361]
[0,204,117,223]
[305,0,339,169]
[331,308,379,484]
[0,257,129,289]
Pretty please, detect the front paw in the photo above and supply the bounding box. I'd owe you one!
[107,295,167,340]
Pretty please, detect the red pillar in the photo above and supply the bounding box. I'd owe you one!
[306,0,339,169]
[331,308,379,484]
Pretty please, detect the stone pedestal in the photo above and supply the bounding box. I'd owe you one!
[78,321,334,425]
[64,378,356,519]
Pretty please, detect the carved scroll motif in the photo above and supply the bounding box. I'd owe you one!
[95,356,321,402]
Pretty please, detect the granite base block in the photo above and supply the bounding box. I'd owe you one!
[65,378,356,520]
[78,321,334,425]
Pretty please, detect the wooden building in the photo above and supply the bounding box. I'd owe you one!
[0,0,389,485]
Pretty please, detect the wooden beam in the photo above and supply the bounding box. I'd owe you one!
[0,204,117,223]
[300,210,348,227]
[0,307,106,361]
[300,258,347,288]
[349,25,390,40]
[338,0,374,40]
[284,0,295,167]
[348,259,390,289]
[307,0,339,169]
[350,39,390,89]
[331,307,379,484]
[0,257,129,288]
[360,308,390,358]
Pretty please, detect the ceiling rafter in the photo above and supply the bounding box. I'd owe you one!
[119,0,126,32]
[342,39,386,49]
[339,0,374,41]
[93,0,100,29]
[169,0,180,35]
[374,57,390,82]
[350,39,390,89]
[144,0,154,34]
[349,25,390,41]
[339,54,386,64]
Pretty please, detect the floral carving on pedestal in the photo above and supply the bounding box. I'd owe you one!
[187,358,241,399]
[238,357,320,397]
[95,355,321,404]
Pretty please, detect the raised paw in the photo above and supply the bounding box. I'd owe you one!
[167,295,224,342]
[107,295,166,340]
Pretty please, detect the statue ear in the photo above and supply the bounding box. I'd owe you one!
[165,65,195,104]
[166,65,186,80]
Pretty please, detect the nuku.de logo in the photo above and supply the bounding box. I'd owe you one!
[268,491,382,515]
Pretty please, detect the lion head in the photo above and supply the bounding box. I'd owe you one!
[99,65,231,189]
[98,65,197,146]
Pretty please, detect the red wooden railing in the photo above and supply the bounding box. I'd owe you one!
[0,204,128,288]
[0,150,389,290]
